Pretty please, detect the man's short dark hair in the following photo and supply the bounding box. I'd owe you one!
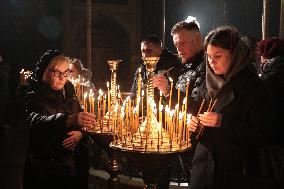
[141,34,162,46]
[171,21,200,35]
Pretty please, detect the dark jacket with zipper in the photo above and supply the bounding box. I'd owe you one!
[23,81,89,189]
[260,56,284,147]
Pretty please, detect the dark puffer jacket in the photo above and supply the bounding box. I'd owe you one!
[24,80,90,189]
[25,81,87,160]
[261,56,284,147]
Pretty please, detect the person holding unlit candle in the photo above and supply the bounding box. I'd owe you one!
[188,26,274,189]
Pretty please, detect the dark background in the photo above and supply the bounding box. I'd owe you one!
[0,0,281,92]
[0,1,282,189]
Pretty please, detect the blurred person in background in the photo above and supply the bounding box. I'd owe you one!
[258,37,284,148]
[0,52,11,129]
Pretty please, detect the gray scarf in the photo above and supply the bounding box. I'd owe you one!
[206,40,251,98]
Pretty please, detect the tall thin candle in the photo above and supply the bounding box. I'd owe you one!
[168,77,173,109]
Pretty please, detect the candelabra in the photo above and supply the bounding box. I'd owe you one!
[110,57,192,189]
[84,60,122,189]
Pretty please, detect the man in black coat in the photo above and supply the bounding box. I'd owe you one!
[130,34,180,104]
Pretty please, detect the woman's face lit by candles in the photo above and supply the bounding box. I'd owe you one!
[44,60,70,90]
[206,44,232,75]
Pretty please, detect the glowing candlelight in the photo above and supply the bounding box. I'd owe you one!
[175,104,179,134]
[84,92,88,112]
[89,89,93,113]
[177,84,180,110]
[185,78,189,110]
[183,97,187,125]
[159,105,163,124]
[137,68,141,105]
[107,81,110,112]
[103,94,106,117]
[141,90,144,121]
[168,77,173,109]
[97,95,101,123]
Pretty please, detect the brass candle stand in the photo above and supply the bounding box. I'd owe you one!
[110,57,192,189]
[85,60,122,189]
[87,60,122,133]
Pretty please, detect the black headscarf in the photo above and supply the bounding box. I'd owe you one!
[27,50,61,92]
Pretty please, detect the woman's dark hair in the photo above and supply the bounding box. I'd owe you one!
[204,26,240,53]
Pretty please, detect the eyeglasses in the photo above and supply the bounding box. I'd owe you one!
[48,69,71,77]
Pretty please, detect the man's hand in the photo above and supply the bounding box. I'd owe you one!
[153,74,169,96]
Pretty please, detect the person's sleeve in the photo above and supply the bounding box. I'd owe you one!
[220,87,274,148]
[25,93,69,134]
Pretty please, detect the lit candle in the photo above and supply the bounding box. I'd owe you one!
[159,90,162,116]
[137,68,141,106]
[84,92,88,112]
[89,89,93,113]
[159,105,163,124]
[165,105,169,132]
[141,90,144,121]
[81,78,85,102]
[107,81,110,112]
[186,114,192,145]
[97,95,101,123]
[91,93,94,114]
[20,69,24,86]
[177,84,180,110]
[179,112,183,145]
[175,104,179,135]
[168,77,173,109]
[103,94,106,117]
[183,97,187,125]
[170,110,174,146]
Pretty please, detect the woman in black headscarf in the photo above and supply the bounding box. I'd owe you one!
[23,50,96,189]
[188,26,274,189]
[258,37,284,147]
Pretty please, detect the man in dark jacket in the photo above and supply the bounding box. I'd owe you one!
[154,20,205,114]
[153,19,206,188]
[130,34,180,104]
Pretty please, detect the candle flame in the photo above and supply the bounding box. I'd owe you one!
[179,112,183,120]
[175,104,179,110]
[183,97,186,104]
[160,105,163,111]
